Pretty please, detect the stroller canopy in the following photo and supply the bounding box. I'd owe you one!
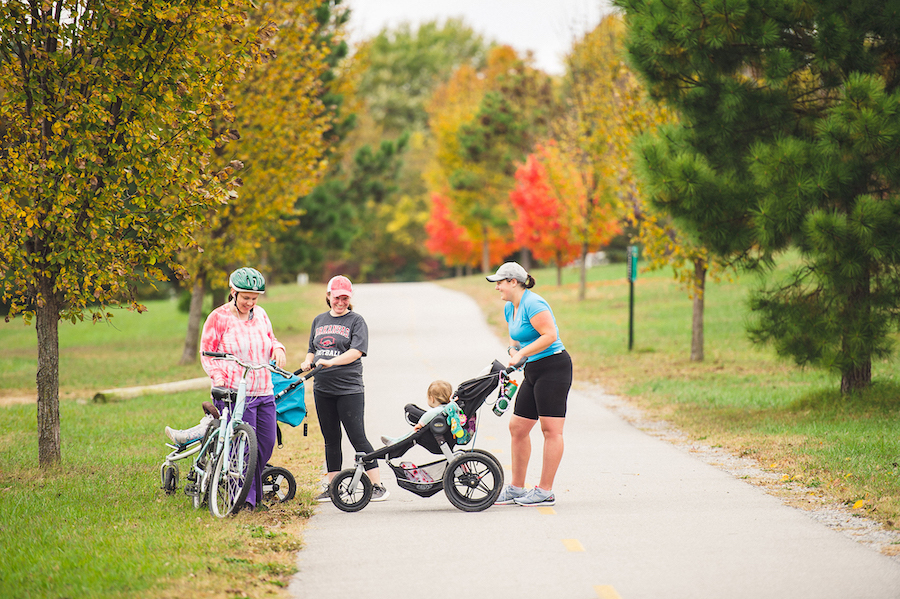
[453,360,504,415]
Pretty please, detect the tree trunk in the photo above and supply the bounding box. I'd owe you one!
[578,241,588,301]
[179,272,206,365]
[841,362,871,395]
[481,226,490,273]
[36,282,61,468]
[690,259,706,362]
[519,247,531,271]
[555,250,563,286]
[840,274,872,394]
[211,286,226,309]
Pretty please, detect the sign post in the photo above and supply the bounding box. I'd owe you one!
[627,245,638,351]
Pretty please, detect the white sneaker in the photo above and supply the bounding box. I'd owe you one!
[166,415,213,445]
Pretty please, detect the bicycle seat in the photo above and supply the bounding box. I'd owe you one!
[211,387,238,403]
[202,401,221,418]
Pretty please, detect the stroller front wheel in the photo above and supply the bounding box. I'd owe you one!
[330,468,373,512]
[443,451,503,512]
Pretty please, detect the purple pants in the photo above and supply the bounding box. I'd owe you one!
[215,394,276,508]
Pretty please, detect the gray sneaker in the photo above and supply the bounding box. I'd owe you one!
[514,487,555,507]
[494,485,527,505]
[371,483,390,501]
[315,485,331,503]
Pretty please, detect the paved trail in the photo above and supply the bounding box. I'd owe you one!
[289,282,900,599]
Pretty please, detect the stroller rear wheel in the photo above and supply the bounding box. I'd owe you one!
[443,451,503,512]
[262,465,296,502]
[331,468,373,512]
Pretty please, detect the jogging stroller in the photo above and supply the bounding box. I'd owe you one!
[328,360,512,513]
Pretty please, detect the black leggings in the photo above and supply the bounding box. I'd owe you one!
[314,390,377,472]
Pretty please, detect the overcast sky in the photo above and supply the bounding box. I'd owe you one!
[342,0,615,75]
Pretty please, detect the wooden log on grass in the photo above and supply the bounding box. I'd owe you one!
[92,377,210,403]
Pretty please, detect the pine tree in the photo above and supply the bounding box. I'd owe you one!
[615,0,900,393]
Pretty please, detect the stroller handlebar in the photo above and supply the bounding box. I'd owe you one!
[296,364,324,380]
[505,357,527,374]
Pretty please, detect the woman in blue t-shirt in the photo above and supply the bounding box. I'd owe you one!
[487,262,573,507]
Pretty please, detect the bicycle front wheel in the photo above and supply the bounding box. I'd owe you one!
[209,423,258,517]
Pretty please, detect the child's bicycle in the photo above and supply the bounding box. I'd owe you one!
[159,352,316,517]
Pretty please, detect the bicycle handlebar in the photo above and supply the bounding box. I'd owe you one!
[202,351,272,370]
[202,351,324,381]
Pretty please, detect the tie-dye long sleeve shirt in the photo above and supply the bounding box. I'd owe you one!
[200,303,285,396]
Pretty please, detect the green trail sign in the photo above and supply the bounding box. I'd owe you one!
[627,245,638,350]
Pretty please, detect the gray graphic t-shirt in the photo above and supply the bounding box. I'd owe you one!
[307,310,369,395]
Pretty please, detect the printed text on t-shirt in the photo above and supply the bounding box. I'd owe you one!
[315,324,351,338]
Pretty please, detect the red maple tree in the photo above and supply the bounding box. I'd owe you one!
[425,193,477,267]
[510,142,620,282]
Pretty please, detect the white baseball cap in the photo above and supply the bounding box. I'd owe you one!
[486,262,528,283]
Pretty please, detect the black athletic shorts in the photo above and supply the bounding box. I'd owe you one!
[513,350,572,420]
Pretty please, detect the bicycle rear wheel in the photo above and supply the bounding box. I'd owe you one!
[209,423,258,517]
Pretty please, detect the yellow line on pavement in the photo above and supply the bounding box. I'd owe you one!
[537,507,555,515]
[595,585,622,599]
[562,538,584,552]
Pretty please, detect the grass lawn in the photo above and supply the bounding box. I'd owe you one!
[0,284,329,599]
[2,260,900,597]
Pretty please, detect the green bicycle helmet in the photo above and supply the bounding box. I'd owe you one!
[229,267,266,294]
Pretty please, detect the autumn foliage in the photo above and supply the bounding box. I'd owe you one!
[425,193,477,267]
[511,142,620,277]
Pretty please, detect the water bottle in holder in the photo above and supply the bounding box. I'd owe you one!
[493,378,518,416]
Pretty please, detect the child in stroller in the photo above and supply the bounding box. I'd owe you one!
[326,360,512,513]
[379,380,461,446]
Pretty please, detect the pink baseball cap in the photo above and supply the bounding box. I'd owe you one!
[327,275,353,298]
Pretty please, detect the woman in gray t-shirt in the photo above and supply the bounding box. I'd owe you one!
[300,275,388,502]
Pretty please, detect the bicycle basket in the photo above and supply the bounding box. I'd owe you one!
[272,370,307,427]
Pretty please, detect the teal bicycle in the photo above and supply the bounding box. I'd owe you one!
[176,352,294,517]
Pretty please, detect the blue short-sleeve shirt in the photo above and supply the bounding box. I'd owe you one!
[504,289,565,362]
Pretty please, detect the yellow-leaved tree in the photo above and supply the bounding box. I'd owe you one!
[0,0,263,466]
[566,13,729,359]
[178,0,344,364]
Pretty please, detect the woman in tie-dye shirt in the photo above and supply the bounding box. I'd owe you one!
[199,267,286,512]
